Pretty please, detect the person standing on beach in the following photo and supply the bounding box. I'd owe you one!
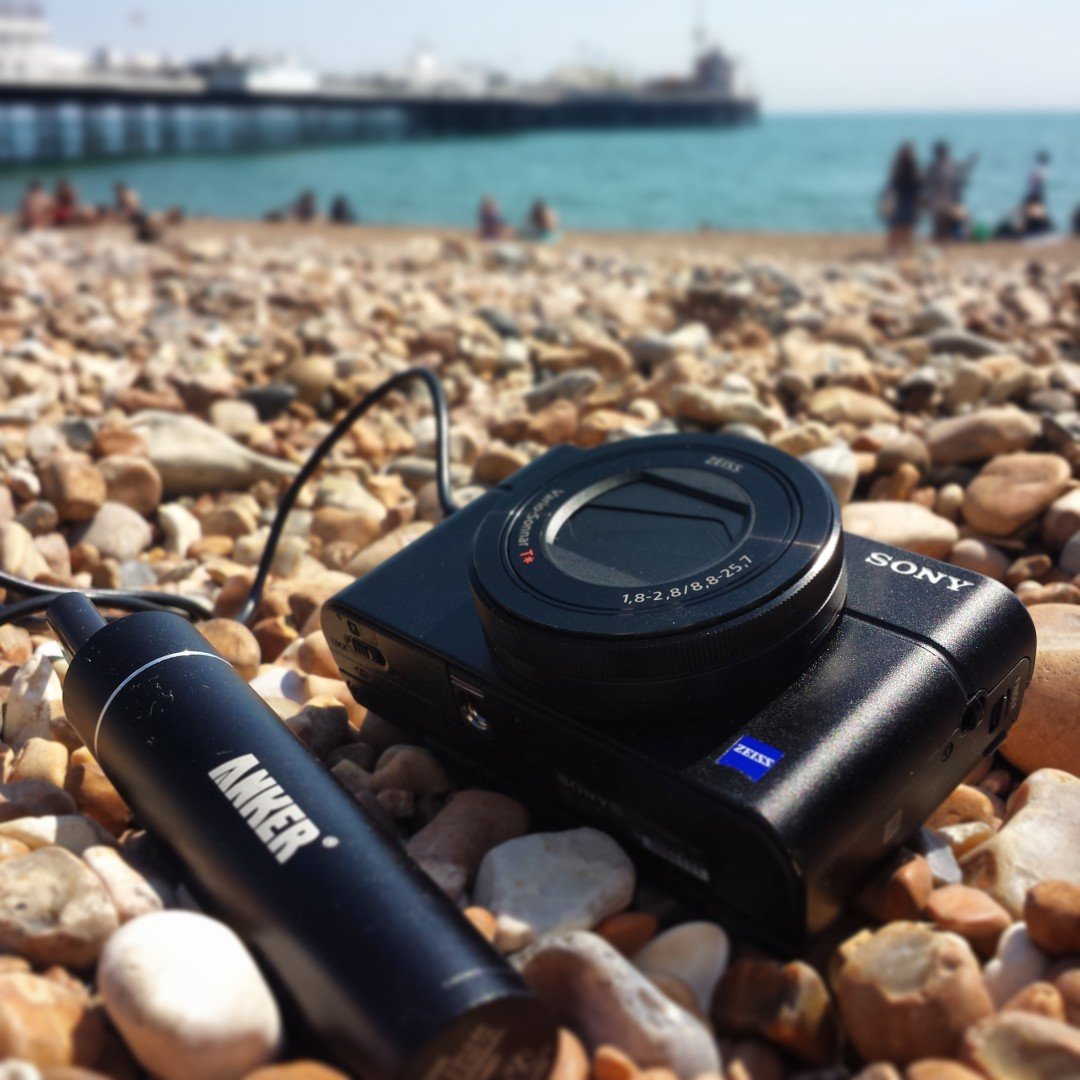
[881,143,923,256]
[1025,151,1051,205]
[925,142,978,242]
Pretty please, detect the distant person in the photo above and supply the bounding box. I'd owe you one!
[1025,151,1051,205]
[521,198,559,241]
[477,196,508,240]
[924,142,978,242]
[18,179,52,230]
[1072,203,1080,237]
[291,190,318,222]
[52,177,96,227]
[880,142,922,256]
[329,194,357,224]
[113,181,141,221]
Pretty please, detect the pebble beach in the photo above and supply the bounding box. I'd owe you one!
[1,222,1080,1079]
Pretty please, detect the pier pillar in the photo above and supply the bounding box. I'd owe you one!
[81,105,111,158]
[298,106,327,144]
[159,105,184,153]
[35,103,66,161]
[191,106,220,152]
[234,106,264,151]
[0,105,18,163]
[121,104,150,156]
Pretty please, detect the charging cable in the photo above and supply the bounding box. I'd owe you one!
[0,367,457,628]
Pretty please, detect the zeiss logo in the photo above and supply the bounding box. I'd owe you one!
[717,736,784,782]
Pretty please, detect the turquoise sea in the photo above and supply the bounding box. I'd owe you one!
[0,112,1076,233]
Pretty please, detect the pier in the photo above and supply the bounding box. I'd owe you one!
[0,76,758,163]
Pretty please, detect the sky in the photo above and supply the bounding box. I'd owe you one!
[44,0,1080,113]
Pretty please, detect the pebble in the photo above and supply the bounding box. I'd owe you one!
[288,697,349,758]
[801,444,858,505]
[517,930,720,1079]
[38,457,105,523]
[962,453,1071,537]
[0,813,115,854]
[713,957,840,1065]
[924,407,1041,465]
[371,745,449,795]
[594,911,658,957]
[962,769,1080,915]
[922,884,1012,957]
[807,386,898,426]
[948,538,1009,581]
[242,1064,350,1080]
[74,501,153,561]
[198,618,262,681]
[982,923,1050,1007]
[1024,880,1080,956]
[82,844,170,922]
[0,969,104,1068]
[97,455,163,517]
[1041,487,1080,548]
[631,921,729,1014]
[0,846,118,968]
[961,1012,1080,1079]
[0,777,71,816]
[10,737,68,789]
[841,501,958,558]
[832,922,993,1063]
[1002,980,1066,1020]
[99,910,283,1080]
[3,655,61,751]
[157,501,202,555]
[63,751,131,836]
[927,785,995,829]
[1005,605,1080,775]
[406,789,530,902]
[856,851,934,922]
[475,827,636,952]
[129,411,298,496]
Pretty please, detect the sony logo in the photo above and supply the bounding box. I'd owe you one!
[732,743,776,768]
[865,551,975,593]
[208,753,321,864]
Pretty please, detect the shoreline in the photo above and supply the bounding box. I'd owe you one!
[168,217,1080,263]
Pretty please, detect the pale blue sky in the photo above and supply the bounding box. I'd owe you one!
[45,1,1080,112]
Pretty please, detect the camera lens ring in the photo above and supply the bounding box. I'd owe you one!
[470,434,844,688]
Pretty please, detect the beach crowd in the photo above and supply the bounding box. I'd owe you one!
[881,141,1068,255]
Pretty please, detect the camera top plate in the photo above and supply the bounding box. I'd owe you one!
[470,435,845,685]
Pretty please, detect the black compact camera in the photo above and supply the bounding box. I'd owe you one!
[324,434,1036,948]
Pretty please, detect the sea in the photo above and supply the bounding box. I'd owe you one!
[0,111,1076,234]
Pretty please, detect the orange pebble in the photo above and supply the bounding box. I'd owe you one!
[550,1028,589,1080]
[594,911,658,956]
[592,1044,638,1080]
[463,906,497,942]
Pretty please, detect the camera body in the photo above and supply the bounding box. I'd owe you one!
[324,435,1035,949]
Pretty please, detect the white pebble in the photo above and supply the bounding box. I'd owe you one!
[632,920,730,1012]
[99,910,282,1080]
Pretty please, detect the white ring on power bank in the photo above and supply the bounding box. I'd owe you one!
[94,650,232,756]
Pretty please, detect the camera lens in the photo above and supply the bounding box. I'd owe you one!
[470,435,845,720]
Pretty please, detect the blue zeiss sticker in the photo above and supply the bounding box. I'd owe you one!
[717,736,784,782]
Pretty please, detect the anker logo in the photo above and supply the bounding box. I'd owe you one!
[865,551,975,593]
[209,754,325,864]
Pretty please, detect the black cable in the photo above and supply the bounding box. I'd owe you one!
[0,366,456,631]
[235,367,456,626]
[0,591,196,627]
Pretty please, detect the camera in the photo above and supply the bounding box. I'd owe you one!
[324,434,1035,949]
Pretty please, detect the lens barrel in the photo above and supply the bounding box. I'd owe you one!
[470,435,845,719]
